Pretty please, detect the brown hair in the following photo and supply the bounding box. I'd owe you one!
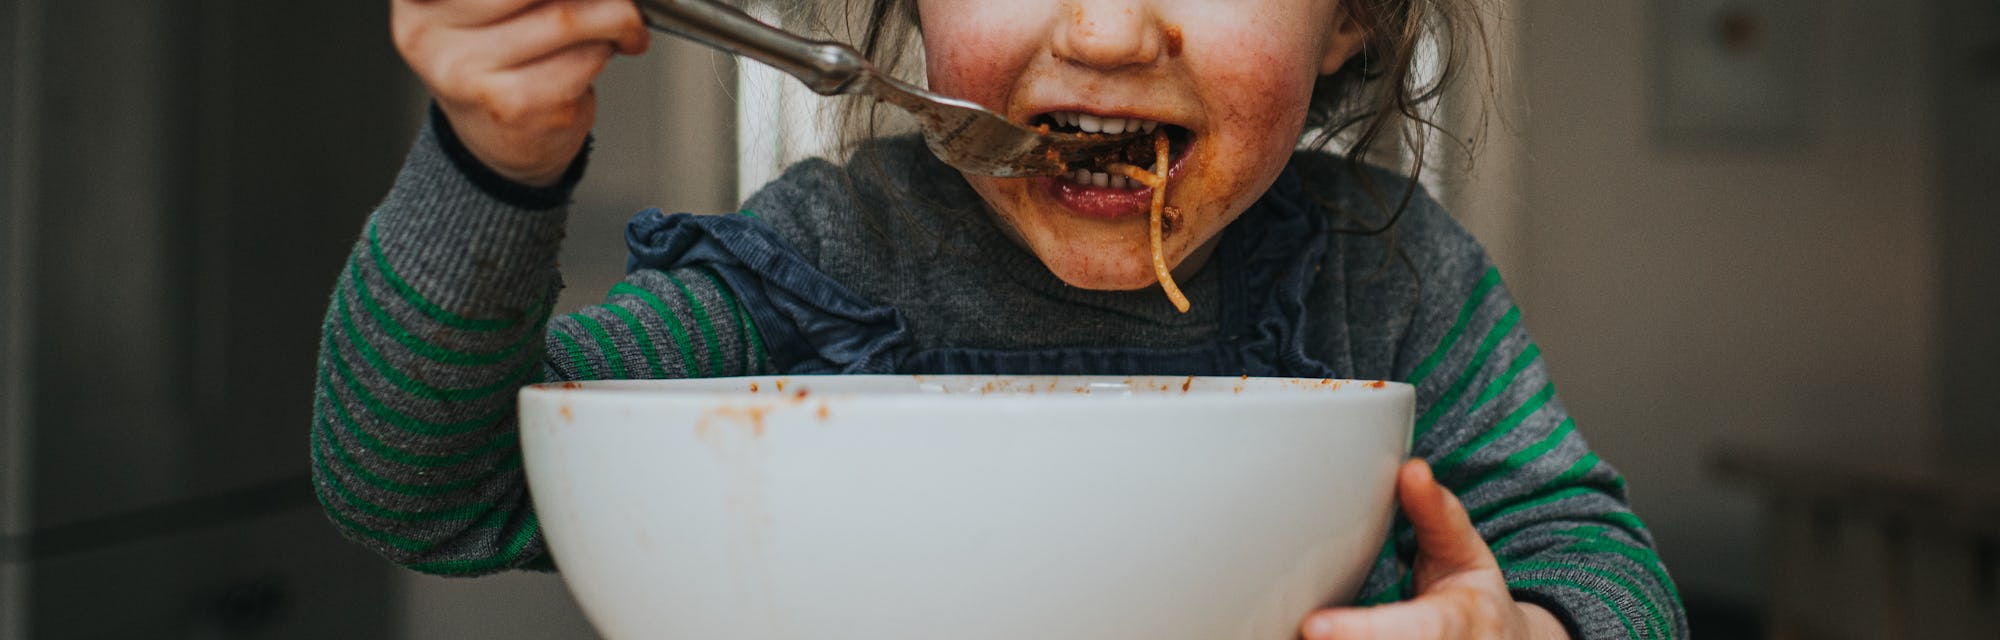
[781,0,1487,237]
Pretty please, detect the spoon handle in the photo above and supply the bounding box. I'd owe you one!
[632,0,871,96]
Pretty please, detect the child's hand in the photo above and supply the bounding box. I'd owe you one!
[1297,460,1571,640]
[392,0,650,186]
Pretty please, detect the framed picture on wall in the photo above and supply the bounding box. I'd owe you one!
[1653,0,1815,148]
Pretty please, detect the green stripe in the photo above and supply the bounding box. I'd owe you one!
[1548,452,1603,492]
[1600,511,1647,532]
[1549,539,1682,605]
[1471,484,1594,524]
[1505,526,1682,607]
[366,222,515,332]
[337,291,530,403]
[312,415,500,521]
[570,313,628,379]
[1462,417,1576,492]
[313,480,520,563]
[1508,576,1645,639]
[1471,343,1541,411]
[698,268,750,374]
[1496,488,1648,536]
[1509,560,1666,637]
[407,512,543,575]
[325,332,517,436]
[313,401,523,498]
[1414,306,1522,439]
[552,327,596,379]
[1492,523,1609,553]
[1434,382,1555,474]
[1407,267,1501,386]
[612,281,701,376]
[319,373,519,468]
[664,271,725,377]
[346,257,540,367]
[604,304,666,378]
[314,482,434,553]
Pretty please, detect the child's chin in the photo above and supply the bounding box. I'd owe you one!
[1040,259,1161,292]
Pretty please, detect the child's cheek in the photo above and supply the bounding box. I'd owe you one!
[923,29,1028,112]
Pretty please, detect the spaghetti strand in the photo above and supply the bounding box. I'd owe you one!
[1101,130,1187,313]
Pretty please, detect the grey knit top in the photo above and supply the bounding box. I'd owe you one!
[311,113,1688,639]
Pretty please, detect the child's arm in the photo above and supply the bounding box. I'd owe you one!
[1399,270,1682,639]
[309,0,769,574]
[312,110,771,574]
[1303,202,1688,639]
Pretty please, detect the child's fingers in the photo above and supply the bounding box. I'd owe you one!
[401,0,549,29]
[1299,598,1452,639]
[473,41,616,126]
[1396,459,1497,588]
[484,0,649,69]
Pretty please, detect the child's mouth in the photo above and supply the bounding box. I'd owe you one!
[1031,112,1192,190]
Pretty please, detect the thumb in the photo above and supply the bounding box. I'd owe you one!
[1398,458,1495,587]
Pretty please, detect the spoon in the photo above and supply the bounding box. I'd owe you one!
[633,0,1147,178]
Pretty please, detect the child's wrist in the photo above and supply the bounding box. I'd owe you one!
[1515,602,1573,640]
[428,102,590,210]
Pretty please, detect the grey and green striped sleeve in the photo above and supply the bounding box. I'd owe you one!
[311,117,768,575]
[1356,251,1688,638]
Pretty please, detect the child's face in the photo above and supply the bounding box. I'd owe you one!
[918,0,1363,291]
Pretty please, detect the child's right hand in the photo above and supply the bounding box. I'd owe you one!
[392,0,651,186]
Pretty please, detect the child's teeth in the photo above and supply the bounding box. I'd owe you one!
[1046,111,1168,137]
[1091,171,1110,187]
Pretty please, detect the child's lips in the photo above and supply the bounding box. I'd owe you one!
[1037,142,1191,220]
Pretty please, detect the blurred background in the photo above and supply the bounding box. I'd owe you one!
[2,0,1995,638]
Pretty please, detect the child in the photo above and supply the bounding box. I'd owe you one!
[313,0,1687,637]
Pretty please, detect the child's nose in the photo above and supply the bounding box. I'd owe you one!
[1050,0,1163,70]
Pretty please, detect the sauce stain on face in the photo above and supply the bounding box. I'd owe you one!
[557,2,577,33]
[1164,24,1184,57]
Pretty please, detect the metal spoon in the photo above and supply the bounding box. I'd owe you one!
[633,0,1145,178]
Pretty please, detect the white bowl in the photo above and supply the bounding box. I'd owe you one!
[519,375,1412,640]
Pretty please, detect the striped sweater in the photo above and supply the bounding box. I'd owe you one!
[312,116,1687,638]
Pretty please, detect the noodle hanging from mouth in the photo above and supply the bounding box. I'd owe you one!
[1103,130,1188,313]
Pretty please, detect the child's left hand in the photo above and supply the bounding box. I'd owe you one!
[1297,459,1572,640]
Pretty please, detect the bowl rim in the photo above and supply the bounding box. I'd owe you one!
[518,374,1414,407]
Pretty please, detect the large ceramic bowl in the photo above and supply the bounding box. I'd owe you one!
[519,375,1412,640]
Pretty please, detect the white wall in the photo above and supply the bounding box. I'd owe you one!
[1456,0,1942,605]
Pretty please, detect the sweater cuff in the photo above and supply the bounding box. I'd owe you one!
[1505,561,1683,640]
[368,113,575,321]
[427,102,590,210]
